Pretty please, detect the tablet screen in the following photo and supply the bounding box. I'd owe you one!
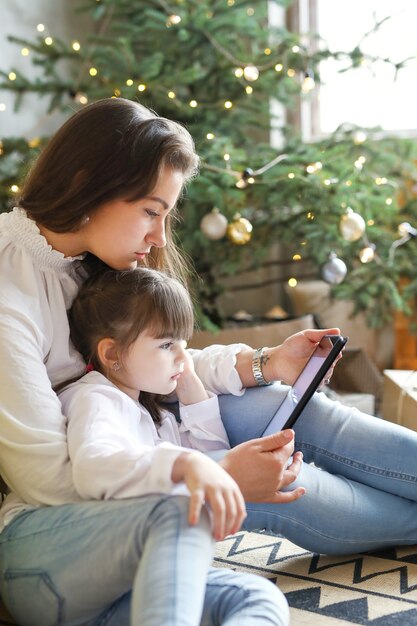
[262,335,347,436]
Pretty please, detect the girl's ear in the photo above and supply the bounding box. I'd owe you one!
[97,338,119,370]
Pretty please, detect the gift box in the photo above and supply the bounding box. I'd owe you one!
[381,369,417,431]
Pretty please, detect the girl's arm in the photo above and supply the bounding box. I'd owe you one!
[176,352,230,453]
[63,380,245,540]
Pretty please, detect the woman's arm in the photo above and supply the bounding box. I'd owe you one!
[235,328,341,387]
[189,329,341,395]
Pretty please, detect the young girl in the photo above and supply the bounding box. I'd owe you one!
[2,97,417,625]
[55,266,289,625]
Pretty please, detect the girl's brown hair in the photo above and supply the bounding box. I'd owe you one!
[19,97,199,281]
[68,267,195,422]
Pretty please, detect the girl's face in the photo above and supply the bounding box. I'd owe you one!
[83,166,184,270]
[114,331,188,400]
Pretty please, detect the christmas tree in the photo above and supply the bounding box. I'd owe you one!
[1,0,417,330]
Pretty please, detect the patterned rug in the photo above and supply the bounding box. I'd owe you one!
[214,531,417,625]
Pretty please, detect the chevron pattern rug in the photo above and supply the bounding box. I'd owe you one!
[214,531,417,626]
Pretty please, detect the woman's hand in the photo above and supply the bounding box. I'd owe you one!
[220,429,305,504]
[172,451,246,540]
[236,328,341,387]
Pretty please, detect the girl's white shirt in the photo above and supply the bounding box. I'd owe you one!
[60,370,230,501]
[0,208,247,531]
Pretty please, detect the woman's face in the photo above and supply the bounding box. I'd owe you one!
[83,166,184,270]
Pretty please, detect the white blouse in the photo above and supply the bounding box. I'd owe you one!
[0,208,247,530]
[60,371,230,500]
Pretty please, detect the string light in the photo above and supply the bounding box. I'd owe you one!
[206,133,214,140]
[243,65,259,81]
[10,185,19,193]
[89,67,98,76]
[167,91,176,99]
[72,41,81,51]
[234,68,244,78]
[126,79,133,86]
[386,198,393,205]
[0,104,6,112]
[189,100,198,108]
[359,244,375,263]
[224,100,233,109]
[301,71,315,93]
[36,24,45,32]
[245,86,253,95]
[306,161,322,174]
[75,93,88,105]
[21,48,30,56]
[293,254,302,261]
[288,172,295,179]
[275,63,283,72]
[288,278,298,287]
[44,37,53,46]
[287,69,296,77]
[8,72,16,81]
[28,137,41,148]
[166,14,181,27]
[138,84,146,91]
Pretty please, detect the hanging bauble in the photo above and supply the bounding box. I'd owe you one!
[321,252,347,285]
[200,208,228,240]
[339,207,366,242]
[226,215,253,245]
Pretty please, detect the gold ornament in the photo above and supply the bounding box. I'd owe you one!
[226,215,253,245]
[340,207,366,242]
[200,208,228,240]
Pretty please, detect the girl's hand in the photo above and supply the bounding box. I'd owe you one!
[172,451,246,540]
[176,351,210,406]
[220,430,306,504]
[261,328,341,386]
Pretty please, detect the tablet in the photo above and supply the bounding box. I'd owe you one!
[262,334,348,436]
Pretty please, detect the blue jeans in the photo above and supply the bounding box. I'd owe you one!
[219,385,417,554]
[0,494,289,626]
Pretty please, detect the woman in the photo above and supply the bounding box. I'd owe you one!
[1,97,417,623]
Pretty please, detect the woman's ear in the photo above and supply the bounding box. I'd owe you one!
[97,338,119,370]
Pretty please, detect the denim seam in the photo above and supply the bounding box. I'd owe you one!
[297,441,417,483]
[245,507,412,547]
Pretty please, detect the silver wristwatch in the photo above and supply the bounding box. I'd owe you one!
[252,347,272,386]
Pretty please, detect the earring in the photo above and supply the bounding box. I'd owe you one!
[112,362,121,371]
[81,214,90,226]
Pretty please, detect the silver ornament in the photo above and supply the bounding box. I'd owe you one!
[321,253,347,285]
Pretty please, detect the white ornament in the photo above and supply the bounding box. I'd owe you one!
[321,252,347,285]
[340,208,366,242]
[200,208,228,240]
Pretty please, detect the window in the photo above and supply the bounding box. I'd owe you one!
[304,0,417,138]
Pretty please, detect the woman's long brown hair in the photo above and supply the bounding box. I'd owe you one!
[19,98,199,283]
